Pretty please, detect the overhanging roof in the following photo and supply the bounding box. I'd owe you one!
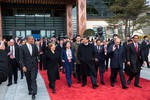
[0,0,76,5]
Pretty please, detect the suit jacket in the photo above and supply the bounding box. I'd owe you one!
[141,40,150,56]
[19,44,38,71]
[78,43,97,76]
[108,45,125,68]
[61,48,75,64]
[6,45,19,64]
[78,43,97,63]
[95,45,105,62]
[127,43,144,73]
[72,42,80,64]
[56,44,63,66]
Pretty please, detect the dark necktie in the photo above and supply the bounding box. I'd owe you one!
[98,46,100,53]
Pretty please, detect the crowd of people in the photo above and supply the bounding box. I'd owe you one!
[0,34,149,99]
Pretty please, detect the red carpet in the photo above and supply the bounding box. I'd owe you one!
[40,69,150,100]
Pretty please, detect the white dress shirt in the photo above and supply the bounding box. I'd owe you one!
[26,43,32,56]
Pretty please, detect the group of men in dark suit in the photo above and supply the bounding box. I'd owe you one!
[0,34,149,98]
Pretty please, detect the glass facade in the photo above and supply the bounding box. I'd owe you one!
[87,0,115,18]
[2,4,66,39]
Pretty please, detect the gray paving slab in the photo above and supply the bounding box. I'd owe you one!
[0,72,50,100]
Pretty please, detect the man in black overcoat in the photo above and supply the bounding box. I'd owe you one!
[78,37,98,89]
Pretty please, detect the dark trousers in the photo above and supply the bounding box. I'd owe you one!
[20,64,24,79]
[0,72,7,82]
[39,55,43,70]
[62,62,65,73]
[128,67,141,85]
[49,81,55,89]
[110,68,126,87]
[105,56,109,70]
[144,55,150,68]
[25,66,37,95]
[76,64,81,81]
[82,64,97,85]
[65,62,73,85]
[8,59,18,84]
[95,61,105,82]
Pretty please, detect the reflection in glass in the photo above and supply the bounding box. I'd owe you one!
[21,31,25,38]
[51,30,56,37]
[26,30,31,36]
[40,30,46,38]
[16,31,20,37]
[47,31,51,38]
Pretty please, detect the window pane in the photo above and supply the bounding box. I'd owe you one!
[47,31,51,38]
[21,31,25,38]
[26,30,31,36]
[16,31,20,37]
[40,30,46,38]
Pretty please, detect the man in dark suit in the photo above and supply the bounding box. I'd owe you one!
[0,41,8,84]
[108,38,128,89]
[95,39,105,85]
[19,35,38,99]
[36,41,44,70]
[103,40,109,71]
[141,36,150,68]
[127,35,144,88]
[72,35,81,83]
[107,34,119,50]
[6,39,19,86]
[78,37,98,89]
[56,39,64,72]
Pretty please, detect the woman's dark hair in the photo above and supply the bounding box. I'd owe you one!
[64,41,70,49]
[20,39,25,44]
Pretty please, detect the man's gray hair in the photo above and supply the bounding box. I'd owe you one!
[26,35,33,41]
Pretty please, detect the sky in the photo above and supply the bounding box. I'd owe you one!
[147,0,150,5]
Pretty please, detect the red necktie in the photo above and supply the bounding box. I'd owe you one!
[135,43,138,53]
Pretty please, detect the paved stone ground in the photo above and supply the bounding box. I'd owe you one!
[0,73,50,100]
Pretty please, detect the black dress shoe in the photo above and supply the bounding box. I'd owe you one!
[0,82,2,85]
[52,88,56,93]
[101,81,105,85]
[32,95,36,99]
[134,84,142,88]
[82,83,87,87]
[122,86,128,89]
[68,84,71,87]
[14,82,17,84]
[28,91,32,95]
[127,80,131,85]
[111,83,114,87]
[7,83,12,86]
[93,84,99,89]
[77,80,81,83]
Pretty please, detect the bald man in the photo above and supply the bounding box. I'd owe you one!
[6,39,19,86]
[108,38,128,89]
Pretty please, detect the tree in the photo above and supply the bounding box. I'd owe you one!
[109,0,149,37]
